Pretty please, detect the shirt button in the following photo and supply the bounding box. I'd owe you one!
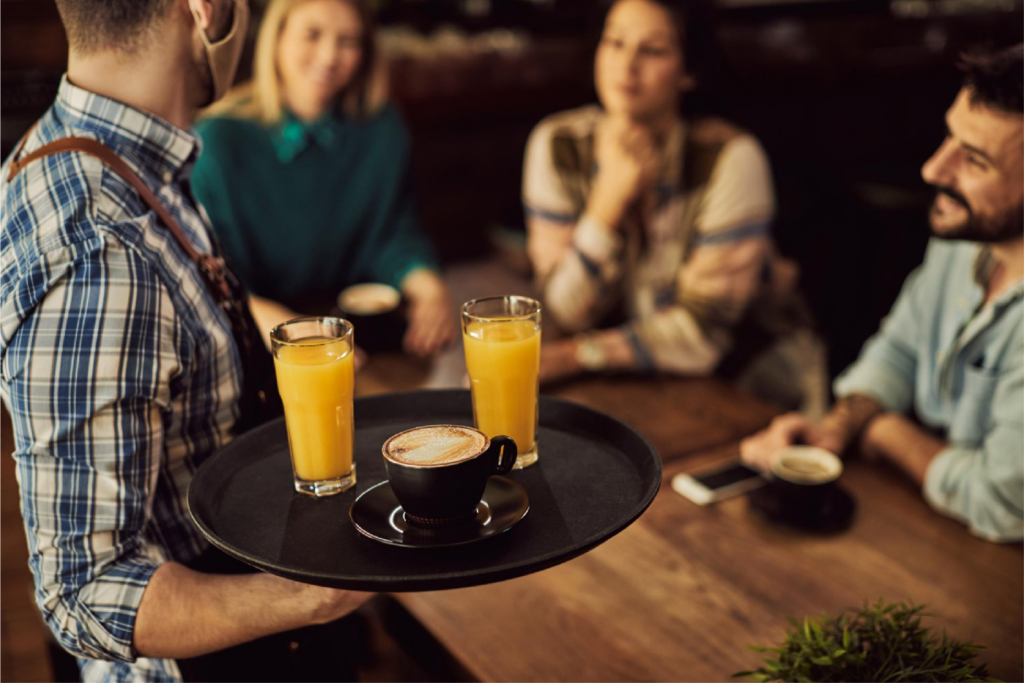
[162,171,173,184]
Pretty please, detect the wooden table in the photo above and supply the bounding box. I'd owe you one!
[356,354,1024,682]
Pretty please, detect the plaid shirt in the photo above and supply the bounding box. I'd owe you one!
[0,77,241,682]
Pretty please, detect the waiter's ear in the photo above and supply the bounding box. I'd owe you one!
[186,0,215,31]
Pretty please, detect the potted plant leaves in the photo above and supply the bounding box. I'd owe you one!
[735,599,998,682]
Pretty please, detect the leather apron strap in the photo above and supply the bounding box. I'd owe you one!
[8,126,283,433]
[9,131,232,302]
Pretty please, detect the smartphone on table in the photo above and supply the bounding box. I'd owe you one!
[672,459,767,505]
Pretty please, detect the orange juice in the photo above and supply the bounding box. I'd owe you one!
[273,337,354,482]
[463,319,540,462]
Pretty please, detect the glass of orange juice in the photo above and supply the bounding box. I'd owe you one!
[270,317,356,496]
[462,296,541,469]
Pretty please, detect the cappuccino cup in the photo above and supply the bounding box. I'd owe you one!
[337,283,405,352]
[382,425,517,526]
[769,446,843,515]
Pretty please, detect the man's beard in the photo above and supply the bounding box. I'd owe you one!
[928,185,1024,243]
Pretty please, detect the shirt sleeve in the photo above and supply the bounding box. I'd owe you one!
[833,248,929,413]
[1,233,185,662]
[923,342,1024,542]
[361,115,439,289]
[523,117,627,333]
[629,134,775,374]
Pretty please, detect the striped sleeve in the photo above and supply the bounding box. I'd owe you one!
[632,134,775,373]
[523,117,626,332]
[522,118,579,227]
[1,231,185,662]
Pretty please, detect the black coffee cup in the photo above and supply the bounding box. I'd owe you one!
[336,283,406,352]
[382,425,517,527]
[768,446,843,517]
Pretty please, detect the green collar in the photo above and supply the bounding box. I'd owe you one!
[272,108,340,163]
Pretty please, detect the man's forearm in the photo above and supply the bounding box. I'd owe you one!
[819,394,886,453]
[133,562,353,659]
[862,413,946,485]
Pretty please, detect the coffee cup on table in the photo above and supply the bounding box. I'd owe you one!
[768,446,843,515]
[382,425,517,527]
[337,283,405,352]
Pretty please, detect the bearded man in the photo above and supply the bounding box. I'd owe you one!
[742,44,1024,543]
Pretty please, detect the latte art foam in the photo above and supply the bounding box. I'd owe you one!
[384,426,487,466]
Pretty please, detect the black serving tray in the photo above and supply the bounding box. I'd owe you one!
[188,389,661,592]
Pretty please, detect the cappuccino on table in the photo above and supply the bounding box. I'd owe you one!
[338,283,400,315]
[770,446,842,485]
[384,425,488,467]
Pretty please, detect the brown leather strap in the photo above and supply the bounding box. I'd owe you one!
[8,123,37,177]
[8,133,232,302]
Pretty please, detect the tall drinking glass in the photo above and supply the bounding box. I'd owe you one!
[462,296,541,469]
[271,317,356,496]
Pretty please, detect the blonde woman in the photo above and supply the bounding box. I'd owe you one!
[193,0,454,357]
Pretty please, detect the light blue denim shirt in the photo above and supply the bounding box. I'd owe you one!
[835,238,1023,542]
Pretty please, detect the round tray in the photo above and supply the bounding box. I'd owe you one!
[188,389,661,592]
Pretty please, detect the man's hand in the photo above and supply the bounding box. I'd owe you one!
[539,339,582,385]
[401,269,456,358]
[740,413,846,471]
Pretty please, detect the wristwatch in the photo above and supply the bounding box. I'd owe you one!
[575,335,608,372]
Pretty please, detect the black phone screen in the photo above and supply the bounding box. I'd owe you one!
[692,462,762,490]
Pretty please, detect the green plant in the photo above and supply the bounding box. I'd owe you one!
[734,599,999,682]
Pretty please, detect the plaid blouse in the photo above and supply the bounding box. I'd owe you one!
[0,77,241,682]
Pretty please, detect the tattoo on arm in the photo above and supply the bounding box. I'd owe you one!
[822,394,885,449]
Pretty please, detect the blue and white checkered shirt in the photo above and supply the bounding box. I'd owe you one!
[1,76,242,682]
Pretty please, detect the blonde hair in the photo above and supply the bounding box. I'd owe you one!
[204,0,387,124]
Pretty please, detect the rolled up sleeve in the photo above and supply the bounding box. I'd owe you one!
[2,236,182,661]
[923,353,1024,542]
[523,117,628,333]
[834,262,925,413]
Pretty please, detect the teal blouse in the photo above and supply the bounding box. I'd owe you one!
[192,104,437,310]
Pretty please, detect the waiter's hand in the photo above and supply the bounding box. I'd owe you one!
[401,269,456,358]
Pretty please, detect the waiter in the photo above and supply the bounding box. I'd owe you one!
[0,1,371,680]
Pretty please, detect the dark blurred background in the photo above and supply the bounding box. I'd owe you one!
[3,0,1022,378]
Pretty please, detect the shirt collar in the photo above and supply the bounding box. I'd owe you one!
[972,245,1024,308]
[973,246,994,287]
[271,108,339,163]
[53,75,200,184]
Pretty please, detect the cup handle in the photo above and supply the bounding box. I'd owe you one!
[491,436,517,475]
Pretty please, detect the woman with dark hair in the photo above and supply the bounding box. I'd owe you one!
[193,0,454,357]
[525,0,826,413]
